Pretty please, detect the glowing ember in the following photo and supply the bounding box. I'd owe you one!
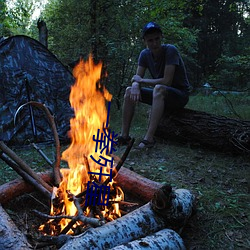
[40,55,123,235]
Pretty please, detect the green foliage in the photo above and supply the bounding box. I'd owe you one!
[208,55,250,89]
[2,0,250,97]
[0,0,12,36]
[5,0,35,35]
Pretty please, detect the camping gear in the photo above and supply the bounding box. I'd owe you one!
[0,35,74,145]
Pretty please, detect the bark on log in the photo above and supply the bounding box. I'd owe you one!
[155,108,250,154]
[59,187,195,250]
[110,228,185,250]
[115,167,162,202]
[0,167,160,205]
[0,204,32,249]
[0,171,53,205]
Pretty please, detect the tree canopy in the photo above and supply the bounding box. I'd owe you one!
[1,0,249,102]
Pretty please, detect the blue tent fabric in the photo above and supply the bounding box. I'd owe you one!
[0,35,74,144]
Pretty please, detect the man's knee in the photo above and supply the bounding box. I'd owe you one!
[153,84,166,98]
[124,87,132,99]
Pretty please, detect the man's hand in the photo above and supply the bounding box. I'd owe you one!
[130,82,141,102]
[131,74,142,83]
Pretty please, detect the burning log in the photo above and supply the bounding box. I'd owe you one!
[110,228,186,250]
[156,108,250,154]
[0,204,32,249]
[0,166,160,205]
[59,185,195,250]
[0,166,161,205]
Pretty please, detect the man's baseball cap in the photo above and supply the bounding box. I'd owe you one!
[142,22,162,38]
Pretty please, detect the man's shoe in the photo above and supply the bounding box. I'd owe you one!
[116,136,132,146]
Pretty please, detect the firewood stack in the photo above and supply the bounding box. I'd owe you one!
[0,140,196,249]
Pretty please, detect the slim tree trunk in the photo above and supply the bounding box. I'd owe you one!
[37,19,48,48]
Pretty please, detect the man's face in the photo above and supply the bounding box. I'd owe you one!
[143,31,162,51]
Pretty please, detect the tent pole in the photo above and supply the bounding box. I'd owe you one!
[25,78,37,142]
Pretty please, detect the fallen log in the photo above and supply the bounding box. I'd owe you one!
[59,186,195,250]
[0,204,32,249]
[110,228,185,250]
[155,108,250,154]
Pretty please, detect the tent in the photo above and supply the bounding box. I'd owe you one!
[0,35,75,145]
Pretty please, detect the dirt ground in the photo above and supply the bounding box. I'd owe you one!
[1,138,249,249]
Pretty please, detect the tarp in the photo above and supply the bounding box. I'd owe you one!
[0,35,74,145]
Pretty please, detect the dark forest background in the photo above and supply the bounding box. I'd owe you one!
[1,0,250,106]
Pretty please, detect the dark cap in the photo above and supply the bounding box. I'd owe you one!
[142,22,162,38]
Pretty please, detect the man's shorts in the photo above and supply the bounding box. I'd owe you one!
[140,87,189,112]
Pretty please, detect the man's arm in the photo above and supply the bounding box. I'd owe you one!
[132,64,176,87]
[129,66,146,102]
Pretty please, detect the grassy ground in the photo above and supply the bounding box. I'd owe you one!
[0,94,249,249]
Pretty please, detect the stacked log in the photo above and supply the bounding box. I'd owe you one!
[59,186,195,250]
[110,228,185,250]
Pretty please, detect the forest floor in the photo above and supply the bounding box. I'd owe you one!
[0,95,249,249]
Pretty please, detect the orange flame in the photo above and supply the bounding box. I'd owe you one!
[46,55,122,234]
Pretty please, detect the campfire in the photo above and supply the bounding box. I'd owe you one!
[38,55,126,236]
[0,55,196,249]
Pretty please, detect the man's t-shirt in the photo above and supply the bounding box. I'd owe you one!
[138,44,191,91]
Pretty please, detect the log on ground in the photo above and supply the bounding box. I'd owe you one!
[0,171,53,205]
[59,186,195,250]
[155,108,250,154]
[0,204,32,249]
[0,167,160,205]
[110,228,186,250]
[115,166,162,202]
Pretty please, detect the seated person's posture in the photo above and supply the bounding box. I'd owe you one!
[118,22,191,148]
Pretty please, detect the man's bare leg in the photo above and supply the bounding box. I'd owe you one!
[121,87,136,138]
[138,85,166,147]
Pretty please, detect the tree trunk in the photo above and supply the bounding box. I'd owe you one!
[110,228,185,250]
[37,19,48,47]
[155,108,250,154]
[0,204,32,249]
